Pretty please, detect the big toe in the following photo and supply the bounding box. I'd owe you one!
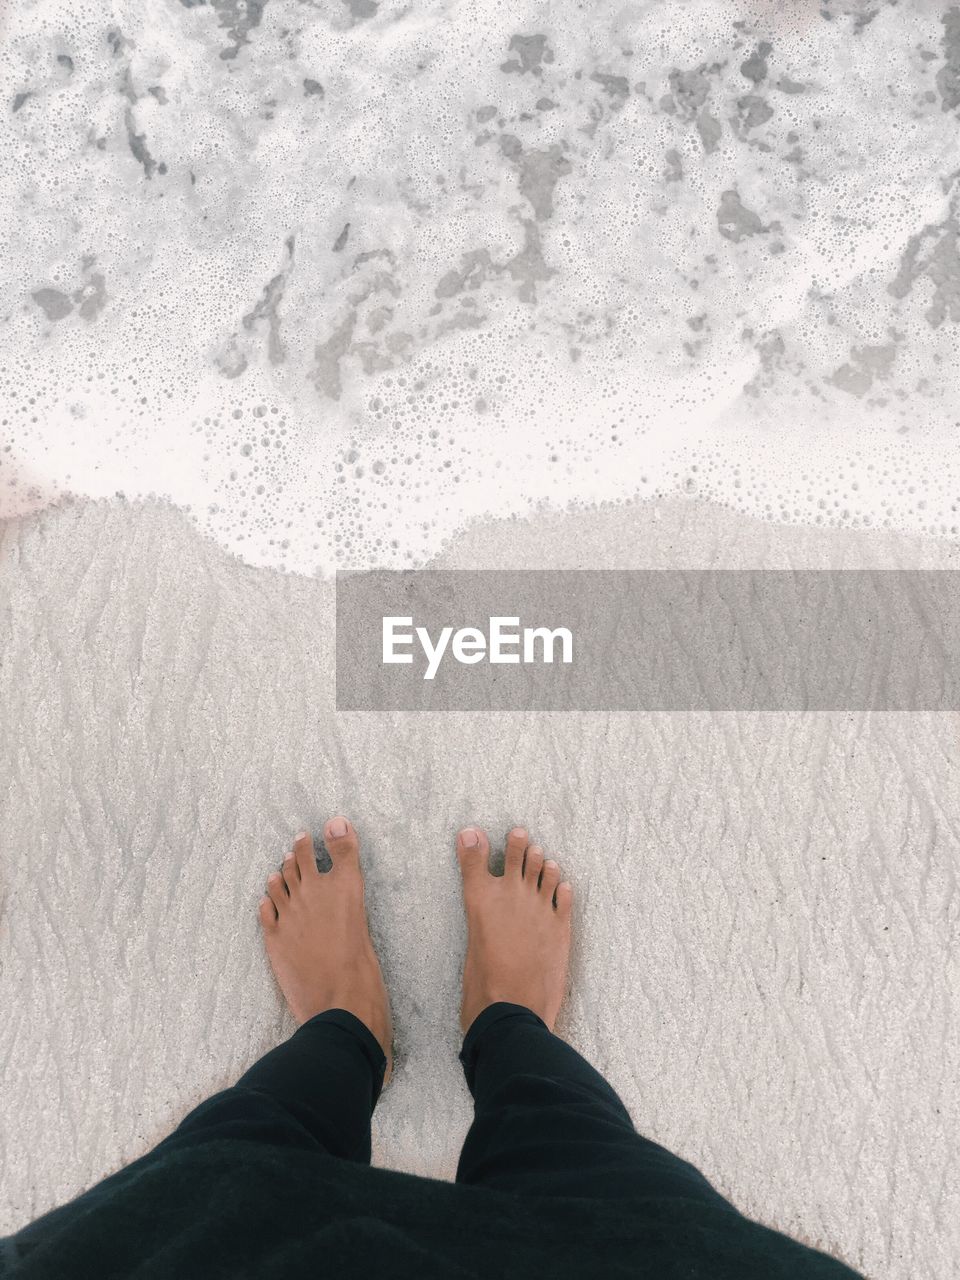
[324,815,360,866]
[457,826,490,885]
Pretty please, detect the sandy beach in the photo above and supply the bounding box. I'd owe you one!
[1,495,957,1279]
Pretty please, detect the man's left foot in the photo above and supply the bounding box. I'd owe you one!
[258,817,393,1079]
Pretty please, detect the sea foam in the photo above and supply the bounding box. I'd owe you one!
[2,0,959,572]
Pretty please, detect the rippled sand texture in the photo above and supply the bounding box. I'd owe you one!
[1,496,958,1279]
[2,3,960,570]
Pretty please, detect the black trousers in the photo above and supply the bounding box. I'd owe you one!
[152,1002,730,1209]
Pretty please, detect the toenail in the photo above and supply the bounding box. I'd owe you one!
[294,831,309,842]
[460,827,479,848]
[510,827,527,838]
[327,818,348,838]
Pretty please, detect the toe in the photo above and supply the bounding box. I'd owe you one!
[282,850,300,891]
[457,826,490,884]
[293,830,319,879]
[540,859,562,901]
[324,816,359,868]
[523,843,545,885]
[258,895,277,929]
[266,872,287,914]
[504,827,528,878]
[555,880,573,918]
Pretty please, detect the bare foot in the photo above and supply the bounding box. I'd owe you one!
[258,817,393,1080]
[457,825,572,1033]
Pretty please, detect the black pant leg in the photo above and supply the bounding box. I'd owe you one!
[155,1007,386,1163]
[0,1010,387,1269]
[457,1002,734,1207]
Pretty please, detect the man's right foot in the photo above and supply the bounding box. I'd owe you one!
[456,825,572,1033]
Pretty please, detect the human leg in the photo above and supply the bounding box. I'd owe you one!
[454,826,733,1208]
[158,817,393,1163]
[159,1005,386,1163]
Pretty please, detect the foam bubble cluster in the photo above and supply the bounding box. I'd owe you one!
[2,0,960,572]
